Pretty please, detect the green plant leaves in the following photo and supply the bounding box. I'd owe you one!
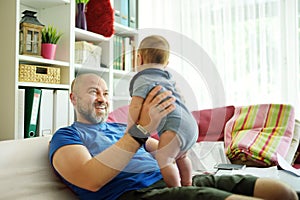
[75,0,89,4]
[41,25,63,44]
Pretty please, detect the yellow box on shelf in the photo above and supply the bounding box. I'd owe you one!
[19,64,60,84]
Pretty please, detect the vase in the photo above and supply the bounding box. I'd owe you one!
[41,43,57,60]
[76,3,87,30]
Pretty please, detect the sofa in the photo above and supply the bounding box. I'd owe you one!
[0,105,299,199]
[0,136,77,199]
[107,105,300,168]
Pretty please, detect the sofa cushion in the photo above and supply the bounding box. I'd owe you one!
[191,106,235,142]
[0,136,77,199]
[108,105,235,142]
[107,105,161,139]
[107,105,128,123]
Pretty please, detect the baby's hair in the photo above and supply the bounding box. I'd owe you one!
[138,35,170,65]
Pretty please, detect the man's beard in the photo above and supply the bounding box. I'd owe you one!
[77,99,108,124]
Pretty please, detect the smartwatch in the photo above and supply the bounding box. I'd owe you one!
[128,124,150,145]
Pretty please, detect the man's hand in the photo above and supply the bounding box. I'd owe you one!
[138,85,175,133]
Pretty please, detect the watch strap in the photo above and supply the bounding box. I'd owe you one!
[128,124,150,145]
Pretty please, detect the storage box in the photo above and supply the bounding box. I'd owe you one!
[75,41,102,68]
[19,64,60,84]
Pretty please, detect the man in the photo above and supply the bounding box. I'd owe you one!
[49,73,298,200]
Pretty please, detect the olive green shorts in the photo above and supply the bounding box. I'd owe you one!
[117,174,258,200]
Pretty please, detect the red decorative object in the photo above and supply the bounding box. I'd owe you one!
[85,0,114,37]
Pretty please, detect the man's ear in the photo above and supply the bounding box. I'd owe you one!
[70,93,76,105]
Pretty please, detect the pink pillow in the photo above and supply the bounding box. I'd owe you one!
[107,105,129,123]
[107,105,160,139]
[108,105,235,142]
[192,106,235,142]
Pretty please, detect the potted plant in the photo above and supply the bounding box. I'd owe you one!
[76,0,90,30]
[41,25,63,60]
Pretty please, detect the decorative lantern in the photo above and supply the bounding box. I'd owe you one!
[19,10,44,56]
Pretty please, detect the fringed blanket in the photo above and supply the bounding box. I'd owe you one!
[225,104,295,166]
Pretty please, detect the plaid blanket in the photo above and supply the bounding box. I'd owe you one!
[225,104,295,166]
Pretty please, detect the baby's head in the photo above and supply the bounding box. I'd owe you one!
[137,35,170,66]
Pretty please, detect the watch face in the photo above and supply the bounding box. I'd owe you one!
[129,125,149,138]
[137,125,148,135]
[128,125,149,145]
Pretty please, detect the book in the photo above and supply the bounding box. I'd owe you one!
[131,38,136,70]
[113,36,118,69]
[38,89,54,136]
[114,35,122,70]
[114,0,121,23]
[24,88,42,138]
[129,0,137,28]
[123,37,132,71]
[120,0,129,26]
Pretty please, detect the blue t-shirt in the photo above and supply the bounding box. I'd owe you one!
[49,122,162,200]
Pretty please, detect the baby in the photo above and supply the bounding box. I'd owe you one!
[127,35,198,187]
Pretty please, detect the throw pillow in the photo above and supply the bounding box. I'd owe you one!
[191,106,235,142]
[107,105,128,123]
[108,105,236,142]
[86,0,114,37]
[107,105,161,139]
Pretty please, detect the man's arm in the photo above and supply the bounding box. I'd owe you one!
[53,133,141,192]
[52,86,175,192]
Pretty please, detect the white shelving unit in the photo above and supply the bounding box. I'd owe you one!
[0,0,73,141]
[0,0,138,140]
[74,1,138,111]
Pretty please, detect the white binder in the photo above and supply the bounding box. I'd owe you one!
[38,89,54,136]
[17,89,25,139]
[53,90,69,132]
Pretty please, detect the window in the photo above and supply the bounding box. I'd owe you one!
[139,0,299,117]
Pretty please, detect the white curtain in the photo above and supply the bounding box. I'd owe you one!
[138,0,299,117]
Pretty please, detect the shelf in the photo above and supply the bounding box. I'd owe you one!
[75,28,111,43]
[75,64,109,73]
[19,55,70,67]
[18,82,70,89]
[113,70,135,78]
[114,22,138,36]
[21,0,70,9]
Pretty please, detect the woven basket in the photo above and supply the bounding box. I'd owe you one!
[19,64,60,84]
